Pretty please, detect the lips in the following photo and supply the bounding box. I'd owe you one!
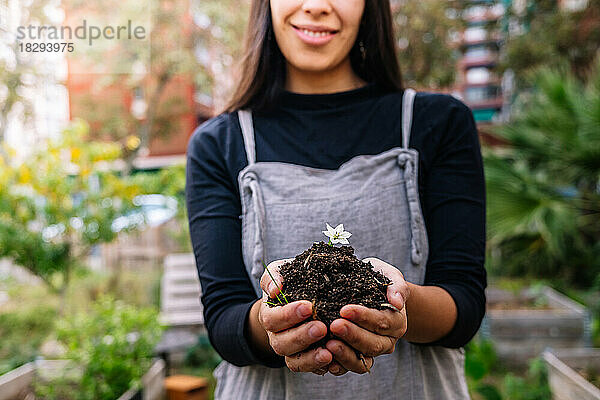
[291,24,338,45]
[292,24,338,35]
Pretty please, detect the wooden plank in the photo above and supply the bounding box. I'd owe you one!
[544,287,587,315]
[161,253,204,327]
[162,272,199,282]
[164,254,196,271]
[0,362,35,400]
[550,348,600,370]
[163,297,202,308]
[142,359,166,400]
[163,282,200,294]
[160,311,204,326]
[544,350,600,400]
[482,285,590,366]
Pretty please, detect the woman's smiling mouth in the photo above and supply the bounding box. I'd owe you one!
[292,24,338,45]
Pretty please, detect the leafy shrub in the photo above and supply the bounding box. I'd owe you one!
[465,338,552,400]
[485,60,600,286]
[0,304,57,375]
[34,296,163,400]
[503,359,552,400]
[465,338,503,400]
[185,334,221,370]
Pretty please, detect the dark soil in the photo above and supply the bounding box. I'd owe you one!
[267,241,392,348]
[488,298,553,311]
[577,367,600,389]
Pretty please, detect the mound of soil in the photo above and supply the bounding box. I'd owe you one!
[268,242,392,346]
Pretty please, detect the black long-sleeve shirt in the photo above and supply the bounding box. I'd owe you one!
[185,83,487,368]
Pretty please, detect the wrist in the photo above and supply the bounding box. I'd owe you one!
[403,283,457,343]
[247,299,278,360]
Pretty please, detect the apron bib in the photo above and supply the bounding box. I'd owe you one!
[213,89,470,400]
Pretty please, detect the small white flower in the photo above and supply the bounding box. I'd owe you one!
[126,332,140,344]
[102,335,114,345]
[322,223,352,245]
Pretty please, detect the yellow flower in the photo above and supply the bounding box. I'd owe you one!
[126,136,141,151]
[71,147,82,161]
[18,165,32,184]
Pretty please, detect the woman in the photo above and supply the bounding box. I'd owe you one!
[186,0,486,399]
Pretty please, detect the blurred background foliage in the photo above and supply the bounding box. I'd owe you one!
[0,119,156,294]
[393,0,464,89]
[499,0,600,89]
[485,59,600,287]
[35,296,163,400]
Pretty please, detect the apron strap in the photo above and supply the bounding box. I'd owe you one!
[402,88,417,149]
[238,109,256,165]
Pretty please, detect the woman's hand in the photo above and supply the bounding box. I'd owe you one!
[258,259,333,374]
[325,257,410,376]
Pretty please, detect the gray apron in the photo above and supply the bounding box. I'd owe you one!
[213,89,471,400]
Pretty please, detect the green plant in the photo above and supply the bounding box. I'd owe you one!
[0,120,148,295]
[184,335,221,370]
[465,338,503,400]
[263,261,289,306]
[485,59,600,287]
[499,0,600,88]
[34,296,163,400]
[502,358,551,400]
[0,304,57,375]
[465,339,552,400]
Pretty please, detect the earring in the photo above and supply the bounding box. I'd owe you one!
[359,40,366,61]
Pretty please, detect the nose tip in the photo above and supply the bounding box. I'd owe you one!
[302,0,333,15]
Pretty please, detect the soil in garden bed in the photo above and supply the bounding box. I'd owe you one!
[268,241,392,348]
[487,298,553,311]
[577,367,600,389]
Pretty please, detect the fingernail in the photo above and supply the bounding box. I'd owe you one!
[316,349,328,363]
[393,291,404,303]
[344,309,355,319]
[330,365,340,374]
[309,324,322,339]
[267,282,275,295]
[297,304,311,318]
[337,325,348,337]
[332,344,343,354]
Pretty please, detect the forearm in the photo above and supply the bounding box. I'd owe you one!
[402,283,457,343]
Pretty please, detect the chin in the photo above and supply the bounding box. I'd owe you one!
[290,58,337,74]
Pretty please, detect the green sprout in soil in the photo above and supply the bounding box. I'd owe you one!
[263,261,289,305]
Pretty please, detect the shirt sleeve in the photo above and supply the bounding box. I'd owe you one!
[419,97,487,348]
[185,115,285,367]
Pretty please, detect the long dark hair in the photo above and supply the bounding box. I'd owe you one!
[222,0,403,114]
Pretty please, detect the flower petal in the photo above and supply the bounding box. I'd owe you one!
[326,223,336,234]
[339,238,349,244]
[335,224,344,234]
[339,231,352,239]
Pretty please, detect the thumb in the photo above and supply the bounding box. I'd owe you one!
[363,257,409,309]
[260,258,293,298]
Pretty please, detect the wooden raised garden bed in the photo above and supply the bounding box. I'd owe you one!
[0,358,165,400]
[543,348,600,400]
[480,285,591,366]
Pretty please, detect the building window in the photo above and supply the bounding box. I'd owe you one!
[464,45,493,60]
[465,86,501,103]
[466,67,493,84]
